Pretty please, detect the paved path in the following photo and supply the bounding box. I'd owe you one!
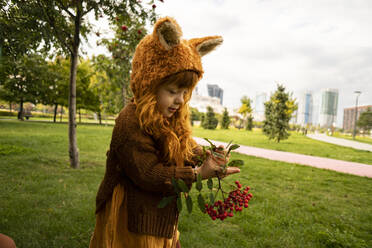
[193,137,372,178]
[306,133,372,152]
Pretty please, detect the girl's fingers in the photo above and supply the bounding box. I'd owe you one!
[226,167,240,175]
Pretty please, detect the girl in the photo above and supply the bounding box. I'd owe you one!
[89,17,240,248]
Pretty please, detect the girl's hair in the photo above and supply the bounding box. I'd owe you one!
[135,70,199,167]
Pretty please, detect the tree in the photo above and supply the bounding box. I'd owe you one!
[221,107,230,129]
[6,0,158,168]
[202,106,218,130]
[39,57,69,122]
[0,54,48,120]
[76,59,100,122]
[246,116,253,131]
[1,3,48,117]
[263,84,297,143]
[190,107,202,126]
[357,107,372,134]
[238,96,253,130]
[99,15,148,107]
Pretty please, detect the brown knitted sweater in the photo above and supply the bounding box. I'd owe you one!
[95,101,203,238]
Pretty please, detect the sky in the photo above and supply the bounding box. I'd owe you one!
[85,0,372,127]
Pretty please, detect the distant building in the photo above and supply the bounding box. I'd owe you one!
[343,105,372,131]
[319,88,339,128]
[253,92,267,122]
[207,84,224,105]
[297,92,313,126]
[190,87,224,114]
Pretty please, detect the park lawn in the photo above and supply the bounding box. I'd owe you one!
[192,126,372,165]
[330,132,372,146]
[0,120,371,248]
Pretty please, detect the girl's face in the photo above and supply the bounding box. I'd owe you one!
[156,82,189,118]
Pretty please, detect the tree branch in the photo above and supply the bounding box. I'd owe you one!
[82,5,96,17]
[37,2,72,54]
[56,0,75,18]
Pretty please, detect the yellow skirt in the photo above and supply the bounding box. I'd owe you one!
[89,184,179,248]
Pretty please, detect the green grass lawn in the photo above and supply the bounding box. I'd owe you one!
[1,120,372,248]
[330,132,372,146]
[192,126,372,165]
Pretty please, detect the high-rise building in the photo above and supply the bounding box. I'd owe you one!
[297,92,313,126]
[207,84,224,105]
[253,92,267,121]
[343,105,372,131]
[190,85,224,114]
[319,88,339,128]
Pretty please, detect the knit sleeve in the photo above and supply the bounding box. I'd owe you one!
[115,133,196,193]
[185,144,204,167]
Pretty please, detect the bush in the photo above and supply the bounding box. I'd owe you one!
[0,111,17,117]
[221,108,230,129]
[246,116,253,131]
[202,106,218,130]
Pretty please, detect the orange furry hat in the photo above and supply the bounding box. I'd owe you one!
[130,16,223,102]
[129,17,223,166]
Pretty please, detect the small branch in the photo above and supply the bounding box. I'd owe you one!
[56,0,75,18]
[37,2,72,54]
[82,5,96,17]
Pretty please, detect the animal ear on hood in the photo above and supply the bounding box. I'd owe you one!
[153,17,182,50]
[189,36,223,56]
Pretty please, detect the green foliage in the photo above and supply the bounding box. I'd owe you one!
[200,114,205,127]
[263,84,297,143]
[246,116,253,131]
[221,107,230,129]
[96,11,152,109]
[238,96,253,130]
[190,107,202,126]
[0,53,49,120]
[202,106,218,130]
[238,96,252,117]
[357,107,372,133]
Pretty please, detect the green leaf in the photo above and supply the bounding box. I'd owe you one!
[228,159,244,167]
[227,144,240,154]
[212,151,224,158]
[171,177,180,193]
[177,194,182,212]
[177,179,189,193]
[198,194,206,212]
[157,195,176,208]
[203,138,216,149]
[196,173,202,192]
[186,195,193,213]
[207,178,213,190]
[209,192,215,204]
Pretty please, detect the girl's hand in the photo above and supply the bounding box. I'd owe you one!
[213,145,231,162]
[196,148,240,180]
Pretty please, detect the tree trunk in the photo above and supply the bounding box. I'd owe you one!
[60,105,63,122]
[18,98,24,121]
[68,5,81,169]
[98,111,102,125]
[9,101,12,112]
[53,103,58,123]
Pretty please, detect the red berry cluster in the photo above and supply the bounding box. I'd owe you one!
[205,181,252,221]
